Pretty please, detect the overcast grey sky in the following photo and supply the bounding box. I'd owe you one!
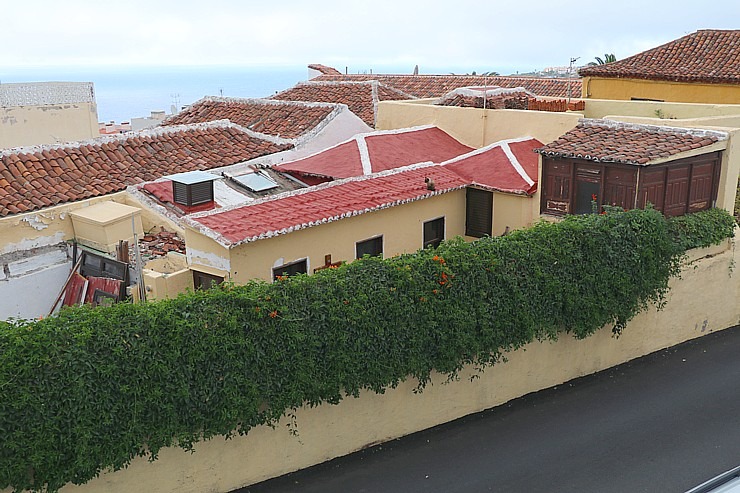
[4,0,739,73]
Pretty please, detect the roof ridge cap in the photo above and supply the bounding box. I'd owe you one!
[0,120,264,158]
[190,160,444,221]
[579,118,729,140]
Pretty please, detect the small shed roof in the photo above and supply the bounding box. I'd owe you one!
[535,119,727,166]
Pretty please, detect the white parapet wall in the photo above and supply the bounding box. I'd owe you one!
[7,235,733,493]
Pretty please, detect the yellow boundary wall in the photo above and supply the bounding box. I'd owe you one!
[7,236,739,493]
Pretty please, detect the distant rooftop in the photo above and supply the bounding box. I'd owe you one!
[310,66,582,99]
[0,82,95,107]
[272,80,412,127]
[161,97,344,142]
[579,29,740,84]
[435,87,534,109]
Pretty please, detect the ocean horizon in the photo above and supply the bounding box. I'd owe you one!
[1,63,530,124]
[0,65,313,124]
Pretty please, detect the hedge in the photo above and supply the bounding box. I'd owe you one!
[0,207,735,492]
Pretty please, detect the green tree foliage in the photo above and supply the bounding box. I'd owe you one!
[587,53,617,66]
[0,208,734,492]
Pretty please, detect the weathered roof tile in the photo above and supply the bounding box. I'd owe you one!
[162,97,340,141]
[272,81,411,126]
[312,69,582,99]
[579,30,740,84]
[0,122,292,217]
[535,119,727,165]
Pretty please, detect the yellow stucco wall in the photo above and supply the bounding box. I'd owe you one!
[376,101,582,146]
[142,253,193,301]
[491,193,538,236]
[226,191,468,283]
[0,193,132,256]
[0,103,99,148]
[33,237,738,493]
[583,98,740,121]
[582,77,740,105]
[183,227,232,279]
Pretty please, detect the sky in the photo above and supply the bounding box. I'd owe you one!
[3,0,739,75]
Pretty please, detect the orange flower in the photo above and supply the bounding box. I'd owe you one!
[432,289,438,294]
[269,310,278,318]
[255,306,261,313]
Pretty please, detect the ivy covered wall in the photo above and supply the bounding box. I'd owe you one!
[0,207,735,492]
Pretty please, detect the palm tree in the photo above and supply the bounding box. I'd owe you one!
[588,53,617,66]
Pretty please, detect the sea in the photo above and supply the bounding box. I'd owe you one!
[0,64,527,124]
[0,65,312,124]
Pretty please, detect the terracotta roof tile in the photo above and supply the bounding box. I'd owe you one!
[190,164,469,246]
[0,122,292,217]
[308,64,343,75]
[161,97,339,141]
[272,81,411,126]
[435,87,533,109]
[535,119,727,165]
[312,70,581,99]
[579,30,740,84]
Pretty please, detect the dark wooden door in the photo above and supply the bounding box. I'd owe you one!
[664,165,690,217]
[637,168,666,212]
[603,167,637,210]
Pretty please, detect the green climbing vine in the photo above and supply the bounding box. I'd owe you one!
[0,207,734,492]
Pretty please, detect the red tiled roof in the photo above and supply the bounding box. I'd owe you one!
[0,123,291,217]
[312,69,582,99]
[161,97,337,141]
[190,164,469,246]
[535,119,727,165]
[435,87,533,109]
[579,30,740,84]
[308,64,342,75]
[273,126,473,179]
[443,137,542,195]
[272,81,412,126]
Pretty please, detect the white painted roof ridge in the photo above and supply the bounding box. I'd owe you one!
[292,103,351,146]
[272,124,443,170]
[0,119,287,158]
[501,142,535,187]
[579,118,729,140]
[357,135,373,175]
[190,160,445,220]
[199,95,344,110]
[441,136,537,166]
[441,86,536,100]
[186,160,469,248]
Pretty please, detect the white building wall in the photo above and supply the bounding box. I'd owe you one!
[0,245,71,321]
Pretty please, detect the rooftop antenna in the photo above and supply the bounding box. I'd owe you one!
[170,93,181,114]
[567,57,580,102]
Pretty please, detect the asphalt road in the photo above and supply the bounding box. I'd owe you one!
[238,325,740,493]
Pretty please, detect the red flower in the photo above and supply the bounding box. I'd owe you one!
[269,310,278,318]
[591,194,598,201]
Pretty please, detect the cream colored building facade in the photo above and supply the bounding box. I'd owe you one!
[377,98,740,217]
[0,82,99,148]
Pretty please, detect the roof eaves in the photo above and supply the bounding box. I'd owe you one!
[187,161,468,248]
